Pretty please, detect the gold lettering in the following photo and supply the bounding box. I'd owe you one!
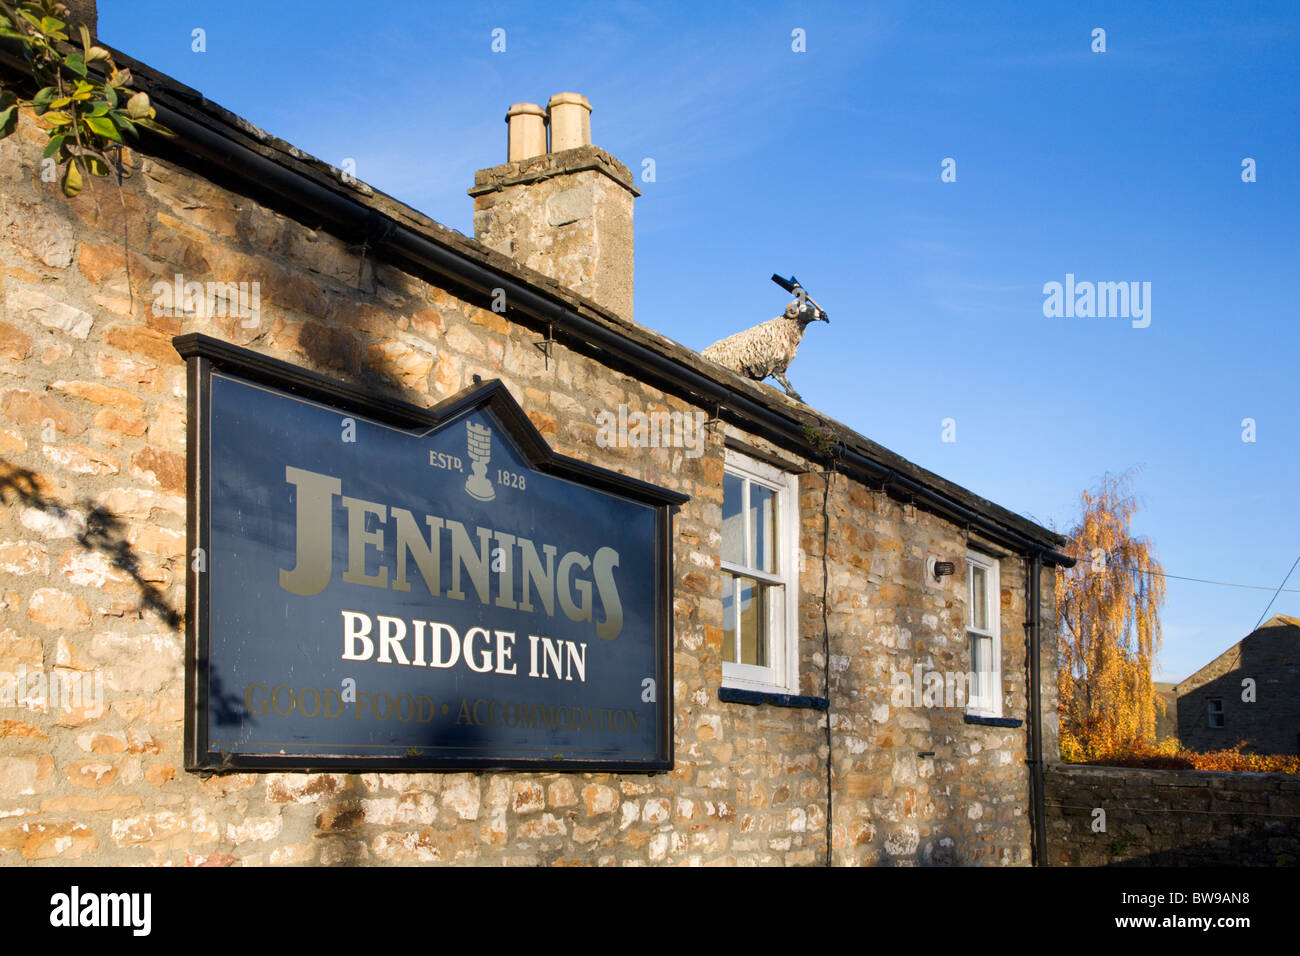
[341,496,388,588]
[518,538,556,615]
[392,508,442,595]
[592,546,623,640]
[278,468,341,596]
[557,551,592,624]
[446,520,492,603]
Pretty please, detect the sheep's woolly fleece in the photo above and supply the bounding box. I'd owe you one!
[701,303,820,399]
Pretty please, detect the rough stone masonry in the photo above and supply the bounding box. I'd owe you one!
[0,56,1067,865]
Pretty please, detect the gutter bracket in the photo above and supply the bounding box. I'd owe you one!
[705,404,724,435]
[536,322,555,369]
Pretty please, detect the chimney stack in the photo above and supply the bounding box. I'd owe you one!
[469,93,639,321]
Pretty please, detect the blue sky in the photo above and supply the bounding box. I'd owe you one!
[100,1,1299,682]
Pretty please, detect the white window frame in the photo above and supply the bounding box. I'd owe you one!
[965,551,1002,717]
[720,450,800,695]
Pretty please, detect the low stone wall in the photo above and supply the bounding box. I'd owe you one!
[1044,764,1300,866]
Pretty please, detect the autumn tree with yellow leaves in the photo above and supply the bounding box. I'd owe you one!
[1056,472,1165,761]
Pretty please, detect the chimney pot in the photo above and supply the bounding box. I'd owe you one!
[547,93,592,152]
[505,102,548,162]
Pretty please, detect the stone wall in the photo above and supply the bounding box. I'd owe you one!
[0,110,1056,865]
[1044,764,1300,866]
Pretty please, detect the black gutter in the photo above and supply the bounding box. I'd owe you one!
[138,99,1075,567]
[834,453,1073,566]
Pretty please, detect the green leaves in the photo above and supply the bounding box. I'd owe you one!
[126,91,151,120]
[0,91,17,138]
[41,132,67,158]
[0,1,174,196]
[82,114,120,141]
[108,110,136,137]
[80,153,109,177]
[31,85,57,114]
[76,21,109,63]
[134,117,173,137]
[61,158,82,197]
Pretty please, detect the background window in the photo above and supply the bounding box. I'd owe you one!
[721,451,798,693]
[1208,698,1224,728]
[966,552,1001,716]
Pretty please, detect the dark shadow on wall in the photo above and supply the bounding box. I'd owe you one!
[1106,819,1300,867]
[206,669,250,729]
[312,777,367,867]
[1046,797,1300,867]
[0,460,181,629]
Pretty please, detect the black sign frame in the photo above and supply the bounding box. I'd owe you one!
[175,333,686,774]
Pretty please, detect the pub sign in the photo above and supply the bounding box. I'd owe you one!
[176,335,685,772]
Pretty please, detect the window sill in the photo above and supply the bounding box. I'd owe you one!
[718,687,828,711]
[963,713,1022,728]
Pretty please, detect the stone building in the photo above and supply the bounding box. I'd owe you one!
[1174,615,1300,755]
[0,14,1073,865]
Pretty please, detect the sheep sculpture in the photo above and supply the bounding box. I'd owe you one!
[701,299,829,402]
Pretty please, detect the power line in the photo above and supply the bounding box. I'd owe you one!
[1252,553,1300,632]
[1103,562,1300,595]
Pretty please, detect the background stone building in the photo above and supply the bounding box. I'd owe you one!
[1174,614,1300,755]
[1152,680,1178,742]
[0,16,1072,865]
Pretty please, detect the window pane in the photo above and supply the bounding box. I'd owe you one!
[722,473,744,566]
[969,565,987,631]
[969,633,988,702]
[721,572,736,663]
[751,483,776,574]
[1208,699,1224,728]
[738,577,767,667]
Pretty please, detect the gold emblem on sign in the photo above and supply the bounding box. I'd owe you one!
[464,422,495,501]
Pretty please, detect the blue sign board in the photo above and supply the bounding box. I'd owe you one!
[177,335,684,772]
